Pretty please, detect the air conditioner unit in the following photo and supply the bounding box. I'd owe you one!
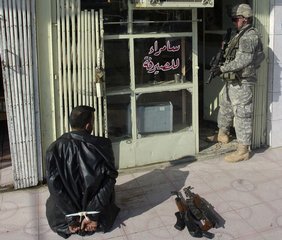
[133,0,214,9]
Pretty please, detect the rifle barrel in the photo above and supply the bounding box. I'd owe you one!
[206,72,213,84]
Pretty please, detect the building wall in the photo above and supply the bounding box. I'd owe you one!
[268,0,282,147]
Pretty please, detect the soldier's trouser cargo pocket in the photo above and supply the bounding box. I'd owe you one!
[218,83,253,145]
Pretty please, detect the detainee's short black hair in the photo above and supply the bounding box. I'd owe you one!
[69,105,95,129]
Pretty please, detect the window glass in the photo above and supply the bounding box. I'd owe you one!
[104,6,193,35]
[133,10,192,34]
[104,3,195,141]
[134,37,192,86]
[107,94,131,141]
[135,90,192,137]
[104,0,128,34]
[104,39,130,88]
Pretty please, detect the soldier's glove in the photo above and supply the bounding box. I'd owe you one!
[211,66,222,77]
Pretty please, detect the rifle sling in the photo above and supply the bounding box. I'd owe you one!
[225,25,253,60]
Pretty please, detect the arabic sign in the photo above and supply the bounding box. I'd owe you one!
[143,40,180,75]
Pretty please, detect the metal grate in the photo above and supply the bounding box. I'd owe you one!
[56,0,107,137]
[0,0,41,189]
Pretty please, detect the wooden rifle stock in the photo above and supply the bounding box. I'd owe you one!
[192,194,214,231]
[171,191,203,238]
[175,195,187,212]
[171,191,186,230]
[184,186,218,232]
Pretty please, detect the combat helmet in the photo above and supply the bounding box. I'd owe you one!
[232,4,253,18]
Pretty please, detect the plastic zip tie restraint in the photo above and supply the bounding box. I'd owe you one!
[66,211,100,222]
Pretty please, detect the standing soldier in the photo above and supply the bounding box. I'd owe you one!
[207,4,265,162]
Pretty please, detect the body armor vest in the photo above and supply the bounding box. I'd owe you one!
[221,25,264,82]
[224,25,252,62]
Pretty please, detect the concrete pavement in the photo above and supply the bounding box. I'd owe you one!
[1,146,282,239]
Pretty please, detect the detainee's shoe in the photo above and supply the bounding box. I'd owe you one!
[224,144,250,162]
[206,128,229,144]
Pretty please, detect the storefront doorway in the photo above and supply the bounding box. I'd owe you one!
[47,0,268,170]
[103,4,202,168]
[49,0,210,168]
[200,0,269,154]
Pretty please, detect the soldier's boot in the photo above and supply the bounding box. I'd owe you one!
[224,144,250,163]
[206,128,229,144]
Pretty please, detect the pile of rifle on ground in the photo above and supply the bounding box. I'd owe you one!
[171,186,224,239]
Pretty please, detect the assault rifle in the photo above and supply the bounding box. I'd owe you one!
[171,191,203,238]
[206,28,232,84]
[172,186,224,238]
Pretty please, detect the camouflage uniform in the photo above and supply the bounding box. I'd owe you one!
[218,24,264,145]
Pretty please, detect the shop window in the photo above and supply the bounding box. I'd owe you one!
[104,39,130,88]
[135,37,192,85]
[135,90,192,137]
[104,4,193,35]
[104,0,128,35]
[107,94,131,141]
[133,10,192,34]
[107,90,192,141]
[104,2,195,144]
[81,0,111,10]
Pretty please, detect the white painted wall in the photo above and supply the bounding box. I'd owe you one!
[268,0,282,147]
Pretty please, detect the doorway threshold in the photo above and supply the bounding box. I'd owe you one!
[198,139,238,160]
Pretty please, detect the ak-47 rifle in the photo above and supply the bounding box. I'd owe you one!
[171,190,215,239]
[184,186,219,229]
[206,28,232,84]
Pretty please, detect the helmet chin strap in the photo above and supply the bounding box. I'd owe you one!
[237,18,248,31]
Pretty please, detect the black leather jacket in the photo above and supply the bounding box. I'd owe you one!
[45,130,119,238]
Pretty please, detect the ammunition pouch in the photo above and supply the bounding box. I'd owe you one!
[220,72,238,81]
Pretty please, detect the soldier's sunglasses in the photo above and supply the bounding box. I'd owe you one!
[232,16,244,22]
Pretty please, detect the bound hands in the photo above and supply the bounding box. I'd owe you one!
[69,217,98,233]
[81,217,98,232]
